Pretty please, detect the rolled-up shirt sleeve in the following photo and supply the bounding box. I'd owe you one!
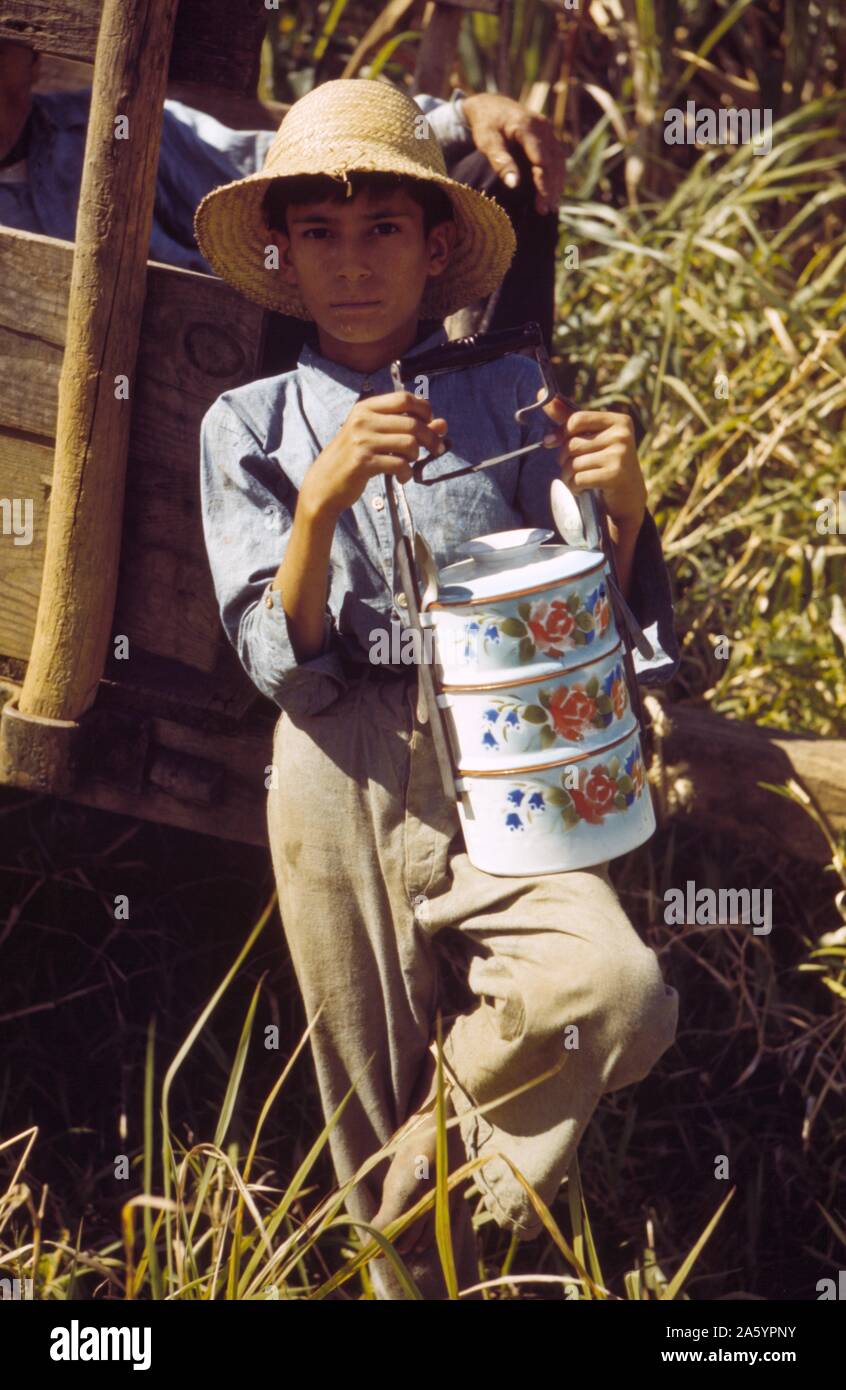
[511,361,680,685]
[199,396,347,717]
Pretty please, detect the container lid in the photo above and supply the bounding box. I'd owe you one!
[434,530,606,607]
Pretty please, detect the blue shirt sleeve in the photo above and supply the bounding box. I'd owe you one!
[199,394,348,717]
[510,359,680,685]
[413,90,473,157]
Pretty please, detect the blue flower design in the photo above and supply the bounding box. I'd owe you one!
[504,710,520,727]
[624,749,637,775]
[483,707,499,723]
[505,812,523,831]
[467,620,481,633]
[507,788,525,806]
[482,730,498,749]
[527,792,545,811]
[602,670,615,695]
[484,624,500,643]
[586,587,599,609]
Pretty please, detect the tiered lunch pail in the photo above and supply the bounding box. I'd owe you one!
[419,528,656,876]
[384,322,657,877]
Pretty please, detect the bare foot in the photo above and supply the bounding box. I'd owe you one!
[371,1057,464,1256]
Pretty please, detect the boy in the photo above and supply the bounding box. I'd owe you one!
[195,79,680,1300]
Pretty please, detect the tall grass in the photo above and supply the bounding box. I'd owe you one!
[551,92,846,735]
[0,901,738,1300]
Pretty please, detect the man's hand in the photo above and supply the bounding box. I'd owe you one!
[461,93,566,215]
[300,391,448,522]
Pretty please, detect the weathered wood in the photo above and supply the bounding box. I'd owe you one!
[0,229,268,679]
[0,431,53,661]
[649,701,846,866]
[412,0,502,97]
[15,0,181,734]
[0,676,271,842]
[168,0,267,93]
[413,4,463,98]
[0,230,71,440]
[423,0,499,11]
[0,1,100,62]
[1,0,267,93]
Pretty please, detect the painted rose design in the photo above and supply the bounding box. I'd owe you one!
[501,747,647,833]
[526,599,576,656]
[548,685,597,741]
[570,767,618,824]
[593,593,611,635]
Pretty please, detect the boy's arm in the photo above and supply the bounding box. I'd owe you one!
[513,371,680,685]
[199,397,347,718]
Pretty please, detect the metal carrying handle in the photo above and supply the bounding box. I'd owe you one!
[390,321,577,484]
[383,477,457,802]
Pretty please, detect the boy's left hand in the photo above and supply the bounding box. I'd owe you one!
[539,393,647,532]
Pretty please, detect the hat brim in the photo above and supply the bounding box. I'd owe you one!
[193,159,517,321]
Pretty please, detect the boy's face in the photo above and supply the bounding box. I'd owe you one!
[267,183,455,363]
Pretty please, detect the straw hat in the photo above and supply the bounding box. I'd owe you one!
[193,78,517,321]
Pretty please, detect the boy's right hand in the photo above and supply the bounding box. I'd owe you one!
[300,391,448,521]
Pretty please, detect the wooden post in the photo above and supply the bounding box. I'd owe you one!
[4,0,179,790]
[413,0,501,98]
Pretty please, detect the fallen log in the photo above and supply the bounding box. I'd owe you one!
[647,698,846,866]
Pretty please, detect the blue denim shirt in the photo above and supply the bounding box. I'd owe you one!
[199,324,680,717]
[0,89,470,271]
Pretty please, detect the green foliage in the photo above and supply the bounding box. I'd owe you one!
[553,94,846,735]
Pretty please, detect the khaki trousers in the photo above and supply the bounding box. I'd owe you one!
[266,667,679,1299]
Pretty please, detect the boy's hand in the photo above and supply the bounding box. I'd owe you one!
[540,394,647,532]
[301,390,448,521]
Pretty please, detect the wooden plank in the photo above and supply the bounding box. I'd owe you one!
[169,0,267,94]
[17,0,182,729]
[0,674,271,842]
[651,702,846,866]
[0,1,101,62]
[119,262,268,672]
[0,229,270,682]
[0,230,69,439]
[426,0,499,11]
[414,4,467,99]
[1,0,266,92]
[0,432,54,662]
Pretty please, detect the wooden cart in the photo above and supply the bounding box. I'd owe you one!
[0,0,843,862]
[0,0,508,848]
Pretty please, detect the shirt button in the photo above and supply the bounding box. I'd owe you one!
[372,495,385,512]
[265,593,273,608]
[396,592,408,609]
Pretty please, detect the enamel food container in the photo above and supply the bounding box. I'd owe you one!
[421,529,655,875]
[454,726,654,876]
[423,529,618,685]
[436,638,636,765]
